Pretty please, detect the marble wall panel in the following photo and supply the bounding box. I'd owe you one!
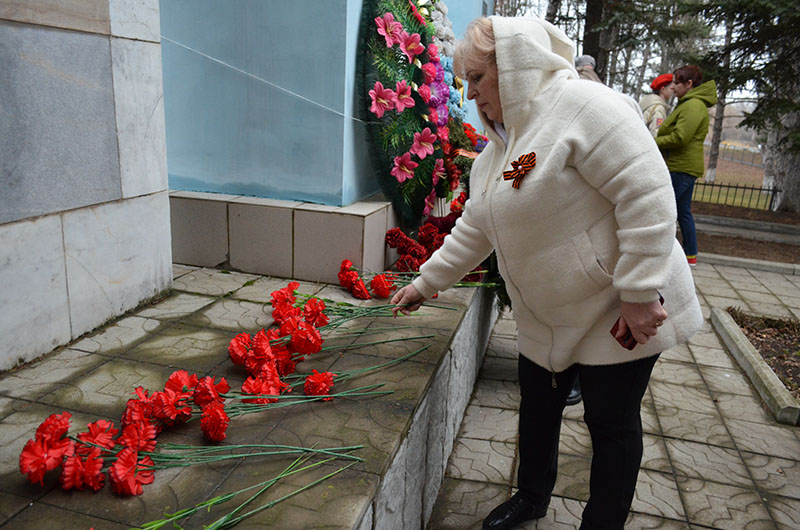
[229,199,299,278]
[0,21,121,225]
[293,208,365,284]
[63,192,172,338]
[109,0,159,42]
[111,37,168,199]
[0,0,109,35]
[0,215,71,371]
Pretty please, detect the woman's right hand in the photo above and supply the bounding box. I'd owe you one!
[391,285,426,317]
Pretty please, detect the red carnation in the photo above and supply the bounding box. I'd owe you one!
[228,332,251,366]
[340,259,354,272]
[303,298,329,328]
[417,223,440,249]
[150,388,192,426]
[338,269,359,289]
[385,228,412,249]
[118,421,157,453]
[396,255,421,272]
[370,274,397,299]
[304,370,336,401]
[270,281,299,307]
[121,397,153,431]
[350,278,371,300]
[19,437,74,486]
[241,373,287,404]
[35,411,72,443]
[290,321,323,355]
[164,370,199,393]
[272,301,302,324]
[109,448,155,496]
[192,376,230,408]
[273,347,298,377]
[76,419,118,456]
[201,402,230,442]
[60,447,105,492]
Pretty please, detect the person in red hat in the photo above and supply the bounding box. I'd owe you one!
[639,73,673,137]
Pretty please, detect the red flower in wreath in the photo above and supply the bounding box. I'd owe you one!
[303,298,329,328]
[350,278,371,300]
[109,448,155,496]
[60,447,105,492]
[76,419,118,456]
[192,376,230,408]
[370,274,397,298]
[304,370,336,401]
[201,401,230,442]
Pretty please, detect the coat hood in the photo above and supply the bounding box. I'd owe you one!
[482,16,577,134]
[680,80,717,108]
[639,93,666,112]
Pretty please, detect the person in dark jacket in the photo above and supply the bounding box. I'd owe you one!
[655,65,717,266]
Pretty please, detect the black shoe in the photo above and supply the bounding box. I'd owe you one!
[482,492,548,530]
[565,385,582,406]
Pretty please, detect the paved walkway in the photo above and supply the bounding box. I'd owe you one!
[430,259,800,529]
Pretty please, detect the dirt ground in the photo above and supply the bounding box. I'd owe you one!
[692,202,800,265]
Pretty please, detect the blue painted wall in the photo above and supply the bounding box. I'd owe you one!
[160,0,489,206]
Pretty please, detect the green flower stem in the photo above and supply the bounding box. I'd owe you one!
[318,333,434,352]
[208,462,357,529]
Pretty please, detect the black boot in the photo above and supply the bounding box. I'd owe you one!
[482,492,549,530]
[565,377,581,406]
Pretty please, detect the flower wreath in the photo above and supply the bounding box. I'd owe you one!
[361,0,463,229]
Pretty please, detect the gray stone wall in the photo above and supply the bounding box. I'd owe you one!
[0,0,171,370]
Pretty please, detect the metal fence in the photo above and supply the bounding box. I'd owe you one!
[711,144,764,168]
[693,180,780,210]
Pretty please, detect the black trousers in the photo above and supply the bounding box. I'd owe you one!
[516,353,660,530]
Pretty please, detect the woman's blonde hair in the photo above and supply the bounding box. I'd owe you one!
[453,17,496,78]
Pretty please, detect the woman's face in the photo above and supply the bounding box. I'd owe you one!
[466,63,503,123]
[672,79,693,98]
[660,82,675,100]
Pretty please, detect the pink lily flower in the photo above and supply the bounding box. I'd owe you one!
[395,80,415,112]
[375,13,403,47]
[410,127,437,160]
[399,32,425,63]
[432,158,445,185]
[391,152,418,183]
[369,82,397,118]
[423,189,437,216]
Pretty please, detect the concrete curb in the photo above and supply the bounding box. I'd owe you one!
[695,214,800,236]
[710,307,800,425]
[698,252,800,276]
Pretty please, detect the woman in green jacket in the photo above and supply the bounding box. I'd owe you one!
[655,65,717,266]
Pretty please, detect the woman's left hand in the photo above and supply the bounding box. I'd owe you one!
[616,300,669,345]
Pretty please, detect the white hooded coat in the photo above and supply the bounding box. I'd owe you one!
[411,17,703,372]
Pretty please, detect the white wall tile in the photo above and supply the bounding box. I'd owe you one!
[108,0,160,42]
[111,37,168,199]
[64,193,172,338]
[229,202,294,277]
[169,196,228,266]
[293,211,364,284]
[0,215,71,371]
[363,207,388,273]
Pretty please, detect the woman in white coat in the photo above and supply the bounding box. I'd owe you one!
[392,16,702,530]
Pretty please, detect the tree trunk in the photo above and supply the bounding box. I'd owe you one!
[545,0,561,23]
[582,0,605,76]
[705,16,733,183]
[633,43,651,102]
[765,111,800,213]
